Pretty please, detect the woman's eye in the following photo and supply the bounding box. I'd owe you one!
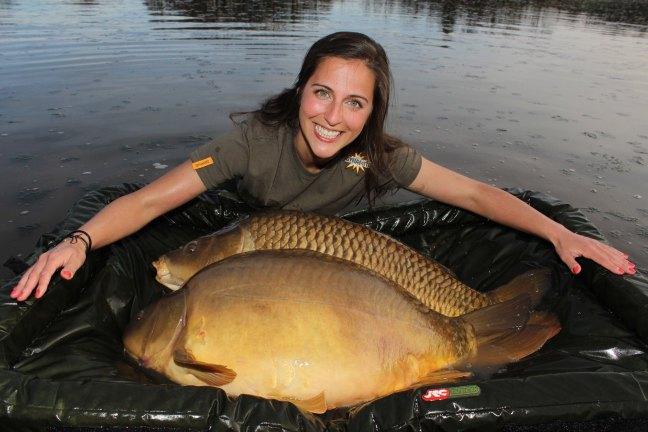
[315,89,330,99]
[347,99,363,109]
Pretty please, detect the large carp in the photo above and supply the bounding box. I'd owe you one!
[126,250,560,413]
[154,211,545,317]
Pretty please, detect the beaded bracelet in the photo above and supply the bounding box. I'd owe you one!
[64,230,93,254]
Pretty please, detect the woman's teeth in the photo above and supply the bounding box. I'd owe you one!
[315,124,341,139]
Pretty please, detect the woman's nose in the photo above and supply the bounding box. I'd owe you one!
[324,101,342,126]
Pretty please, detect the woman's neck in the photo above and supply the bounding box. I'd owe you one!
[293,129,329,174]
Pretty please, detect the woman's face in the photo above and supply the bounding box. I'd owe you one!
[294,56,375,171]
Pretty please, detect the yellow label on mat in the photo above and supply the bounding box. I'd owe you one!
[192,157,214,170]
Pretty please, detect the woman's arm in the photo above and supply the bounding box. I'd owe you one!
[407,157,636,276]
[11,160,206,301]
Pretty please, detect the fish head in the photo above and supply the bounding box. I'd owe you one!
[123,293,187,369]
[153,224,244,290]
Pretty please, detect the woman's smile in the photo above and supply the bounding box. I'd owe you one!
[313,124,342,141]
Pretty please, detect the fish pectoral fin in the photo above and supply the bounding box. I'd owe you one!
[173,348,236,386]
[186,367,236,386]
[272,391,327,414]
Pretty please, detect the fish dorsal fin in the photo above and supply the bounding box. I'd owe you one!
[487,268,551,310]
[173,347,236,386]
[271,391,327,414]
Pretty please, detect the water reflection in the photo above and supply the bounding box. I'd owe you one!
[145,0,333,23]
[143,0,648,34]
[393,0,648,28]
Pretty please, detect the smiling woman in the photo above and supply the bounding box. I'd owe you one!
[9,31,635,302]
[295,57,375,169]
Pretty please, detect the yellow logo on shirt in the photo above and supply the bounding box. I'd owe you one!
[192,157,214,170]
[344,152,370,174]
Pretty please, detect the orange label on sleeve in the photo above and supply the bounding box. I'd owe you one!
[192,157,214,170]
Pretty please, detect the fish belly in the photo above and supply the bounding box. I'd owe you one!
[172,251,465,409]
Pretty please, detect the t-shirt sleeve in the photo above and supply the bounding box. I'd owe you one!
[387,144,422,187]
[189,122,250,190]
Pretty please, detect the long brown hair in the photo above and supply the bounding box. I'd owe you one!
[236,31,405,206]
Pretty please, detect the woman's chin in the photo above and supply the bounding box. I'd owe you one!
[311,140,345,160]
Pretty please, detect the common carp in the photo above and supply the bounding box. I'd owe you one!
[126,250,560,413]
[154,211,545,317]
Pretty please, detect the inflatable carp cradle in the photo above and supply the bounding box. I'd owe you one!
[1,184,647,431]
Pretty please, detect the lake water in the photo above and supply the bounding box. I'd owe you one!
[1,0,647,279]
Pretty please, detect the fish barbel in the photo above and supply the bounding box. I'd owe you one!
[125,250,560,413]
[153,211,545,317]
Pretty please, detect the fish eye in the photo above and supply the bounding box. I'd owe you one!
[185,241,198,253]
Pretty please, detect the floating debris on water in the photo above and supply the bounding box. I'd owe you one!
[82,171,92,175]
[17,187,51,202]
[634,195,642,199]
[584,132,598,139]
[11,154,33,162]
[19,210,29,215]
[18,223,41,232]
[59,156,79,163]
[153,162,168,169]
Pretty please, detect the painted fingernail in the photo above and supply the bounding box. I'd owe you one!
[61,270,72,279]
[572,266,580,274]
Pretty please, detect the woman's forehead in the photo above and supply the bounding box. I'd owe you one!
[309,57,375,100]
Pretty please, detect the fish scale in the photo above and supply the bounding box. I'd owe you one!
[246,212,492,317]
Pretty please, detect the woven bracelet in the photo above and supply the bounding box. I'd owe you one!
[64,230,93,254]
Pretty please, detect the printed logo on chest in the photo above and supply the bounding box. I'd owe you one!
[344,152,370,175]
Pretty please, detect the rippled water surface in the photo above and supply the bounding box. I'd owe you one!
[1,0,647,278]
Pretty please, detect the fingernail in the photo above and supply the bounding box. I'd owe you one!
[61,270,71,279]
[572,266,580,274]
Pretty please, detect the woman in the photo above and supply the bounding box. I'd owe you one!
[10,32,635,301]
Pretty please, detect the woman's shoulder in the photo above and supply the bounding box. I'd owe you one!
[231,112,288,144]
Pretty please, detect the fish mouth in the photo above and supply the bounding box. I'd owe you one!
[152,258,184,291]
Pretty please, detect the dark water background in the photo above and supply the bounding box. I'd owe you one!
[1,0,647,280]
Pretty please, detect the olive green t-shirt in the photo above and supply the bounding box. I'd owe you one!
[189,116,422,215]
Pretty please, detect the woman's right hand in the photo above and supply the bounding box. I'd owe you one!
[10,239,87,301]
[10,160,207,302]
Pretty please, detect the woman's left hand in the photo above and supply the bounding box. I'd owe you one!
[552,227,636,275]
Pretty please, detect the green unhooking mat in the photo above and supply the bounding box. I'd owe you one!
[1,184,647,431]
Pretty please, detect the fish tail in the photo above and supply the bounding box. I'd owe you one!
[461,294,532,344]
[469,311,561,367]
[487,268,552,310]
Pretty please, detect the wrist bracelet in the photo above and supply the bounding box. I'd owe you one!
[64,230,93,254]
